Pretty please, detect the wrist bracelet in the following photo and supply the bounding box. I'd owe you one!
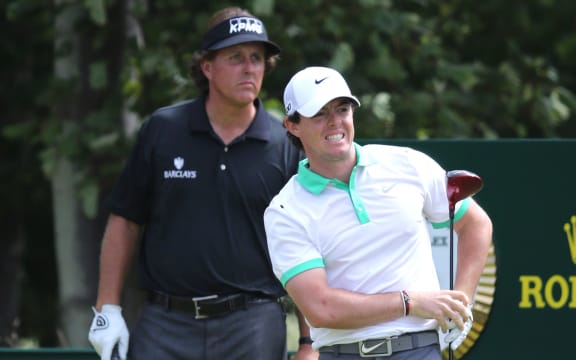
[401,290,411,316]
[298,336,313,345]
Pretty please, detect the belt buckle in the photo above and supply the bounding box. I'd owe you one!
[358,337,394,357]
[191,295,218,319]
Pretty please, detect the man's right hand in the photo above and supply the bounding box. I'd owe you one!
[88,305,129,360]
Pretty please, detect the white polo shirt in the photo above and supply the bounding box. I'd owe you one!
[264,143,470,349]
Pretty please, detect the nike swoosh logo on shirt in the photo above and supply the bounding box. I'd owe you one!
[315,77,328,84]
[381,183,397,194]
[361,340,387,354]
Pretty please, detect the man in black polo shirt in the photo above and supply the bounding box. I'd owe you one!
[88,6,317,360]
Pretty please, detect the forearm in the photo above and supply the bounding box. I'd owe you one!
[293,308,319,359]
[295,307,311,338]
[454,201,493,300]
[289,283,404,329]
[95,214,140,309]
[287,267,475,333]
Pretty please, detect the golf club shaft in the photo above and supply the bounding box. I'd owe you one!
[449,213,455,360]
[445,169,483,360]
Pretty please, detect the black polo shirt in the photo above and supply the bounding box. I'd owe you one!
[106,97,301,298]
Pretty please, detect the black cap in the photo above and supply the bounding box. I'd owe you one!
[201,16,281,55]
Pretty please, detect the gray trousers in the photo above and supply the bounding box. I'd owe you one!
[129,299,287,360]
[319,344,442,360]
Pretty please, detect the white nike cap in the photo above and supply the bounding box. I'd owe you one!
[283,66,360,117]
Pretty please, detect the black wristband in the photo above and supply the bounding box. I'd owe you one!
[298,336,313,345]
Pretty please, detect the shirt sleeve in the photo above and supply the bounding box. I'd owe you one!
[264,192,325,287]
[407,148,469,227]
[105,116,156,224]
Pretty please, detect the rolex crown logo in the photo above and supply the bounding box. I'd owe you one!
[564,215,576,265]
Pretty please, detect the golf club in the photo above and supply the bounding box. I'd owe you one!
[446,170,483,360]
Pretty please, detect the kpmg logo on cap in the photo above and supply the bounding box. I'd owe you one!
[229,17,263,35]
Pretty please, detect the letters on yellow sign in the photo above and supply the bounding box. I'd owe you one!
[565,215,576,265]
[518,216,576,310]
[518,275,576,309]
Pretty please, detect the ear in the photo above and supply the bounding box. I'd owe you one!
[200,59,212,80]
[284,117,300,137]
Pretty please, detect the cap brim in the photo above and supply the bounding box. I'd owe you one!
[298,95,360,118]
[206,34,281,55]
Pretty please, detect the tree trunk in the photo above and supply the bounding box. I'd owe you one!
[52,2,99,347]
[52,0,134,346]
[51,159,100,347]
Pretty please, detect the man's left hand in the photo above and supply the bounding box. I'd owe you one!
[444,303,473,350]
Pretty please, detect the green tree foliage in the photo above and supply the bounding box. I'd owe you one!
[4,0,576,166]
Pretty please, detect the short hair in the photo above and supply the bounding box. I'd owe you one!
[285,113,303,150]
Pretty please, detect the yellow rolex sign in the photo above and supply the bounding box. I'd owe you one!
[518,215,576,310]
[365,139,576,359]
[566,216,576,265]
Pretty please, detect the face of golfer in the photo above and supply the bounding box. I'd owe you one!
[201,42,266,106]
[288,98,356,171]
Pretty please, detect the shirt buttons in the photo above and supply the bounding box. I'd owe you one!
[220,164,226,171]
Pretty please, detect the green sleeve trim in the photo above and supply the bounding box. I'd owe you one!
[280,258,325,287]
[431,197,471,229]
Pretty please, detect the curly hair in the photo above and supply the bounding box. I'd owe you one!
[189,7,280,95]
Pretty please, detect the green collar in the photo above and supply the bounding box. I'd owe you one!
[296,142,377,194]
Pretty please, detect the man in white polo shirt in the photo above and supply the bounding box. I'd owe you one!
[264,66,493,359]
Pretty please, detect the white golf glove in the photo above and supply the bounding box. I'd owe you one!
[88,304,129,360]
[444,303,473,351]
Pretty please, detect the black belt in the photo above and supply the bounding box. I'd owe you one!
[319,330,439,357]
[147,291,277,319]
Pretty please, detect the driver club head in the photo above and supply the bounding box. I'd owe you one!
[446,170,484,207]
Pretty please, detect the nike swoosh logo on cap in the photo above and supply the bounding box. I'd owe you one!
[315,77,328,84]
[361,340,387,354]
